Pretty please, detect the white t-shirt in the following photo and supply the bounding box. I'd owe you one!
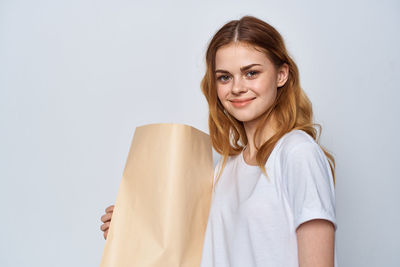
[200,130,338,267]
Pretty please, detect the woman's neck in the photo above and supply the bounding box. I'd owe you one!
[243,115,277,165]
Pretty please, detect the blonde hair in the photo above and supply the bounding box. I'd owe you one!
[200,16,335,185]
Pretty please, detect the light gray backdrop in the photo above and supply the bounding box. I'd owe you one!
[1,0,399,266]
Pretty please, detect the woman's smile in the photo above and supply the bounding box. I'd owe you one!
[229,97,256,108]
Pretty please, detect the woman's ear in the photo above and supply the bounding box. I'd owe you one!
[277,63,289,87]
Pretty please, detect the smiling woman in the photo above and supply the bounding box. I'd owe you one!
[199,16,337,267]
[201,16,335,181]
[100,15,338,267]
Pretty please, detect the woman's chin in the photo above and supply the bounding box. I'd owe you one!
[234,115,262,125]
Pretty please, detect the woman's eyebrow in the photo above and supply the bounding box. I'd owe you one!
[215,63,262,74]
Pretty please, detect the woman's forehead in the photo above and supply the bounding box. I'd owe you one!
[215,43,269,69]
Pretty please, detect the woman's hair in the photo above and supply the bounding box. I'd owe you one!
[200,15,335,185]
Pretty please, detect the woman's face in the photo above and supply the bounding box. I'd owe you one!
[215,42,288,125]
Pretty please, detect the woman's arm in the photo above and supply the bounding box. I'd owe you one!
[296,219,335,267]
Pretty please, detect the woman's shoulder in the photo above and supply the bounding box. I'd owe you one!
[276,129,332,182]
[278,129,317,151]
[275,129,324,163]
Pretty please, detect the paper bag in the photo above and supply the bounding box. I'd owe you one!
[100,123,214,267]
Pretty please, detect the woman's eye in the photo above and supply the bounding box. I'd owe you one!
[217,75,230,82]
[246,70,259,78]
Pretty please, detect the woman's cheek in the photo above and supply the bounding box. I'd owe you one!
[216,87,227,103]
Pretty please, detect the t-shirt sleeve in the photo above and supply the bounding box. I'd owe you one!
[283,141,337,231]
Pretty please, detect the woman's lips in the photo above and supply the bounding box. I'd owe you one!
[230,97,256,108]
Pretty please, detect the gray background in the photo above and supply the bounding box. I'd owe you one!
[1,0,399,266]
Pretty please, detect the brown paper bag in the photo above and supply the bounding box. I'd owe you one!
[100,123,214,267]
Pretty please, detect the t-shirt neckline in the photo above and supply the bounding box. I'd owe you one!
[239,131,291,170]
[240,148,262,170]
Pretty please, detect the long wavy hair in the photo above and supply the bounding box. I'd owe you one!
[201,16,335,185]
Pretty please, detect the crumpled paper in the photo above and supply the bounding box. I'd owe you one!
[100,123,214,267]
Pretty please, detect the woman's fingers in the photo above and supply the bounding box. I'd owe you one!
[101,205,115,240]
[101,212,113,223]
[100,221,110,232]
[105,205,114,213]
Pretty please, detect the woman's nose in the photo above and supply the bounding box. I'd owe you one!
[231,76,248,95]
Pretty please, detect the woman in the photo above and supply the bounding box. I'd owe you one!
[101,15,337,266]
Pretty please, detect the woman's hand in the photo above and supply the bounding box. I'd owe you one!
[100,205,115,240]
